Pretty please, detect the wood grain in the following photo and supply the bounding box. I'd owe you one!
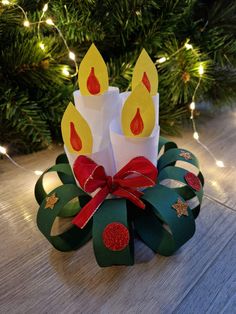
[172,110,236,210]
[0,110,236,314]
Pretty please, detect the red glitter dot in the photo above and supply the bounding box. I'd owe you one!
[185,172,201,191]
[102,222,130,251]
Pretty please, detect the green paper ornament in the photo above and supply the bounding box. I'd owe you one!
[34,136,204,267]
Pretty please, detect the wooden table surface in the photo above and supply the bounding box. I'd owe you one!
[0,110,236,314]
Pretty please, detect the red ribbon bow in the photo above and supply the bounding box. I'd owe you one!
[72,156,158,229]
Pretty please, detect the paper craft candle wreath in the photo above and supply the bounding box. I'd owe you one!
[35,44,204,267]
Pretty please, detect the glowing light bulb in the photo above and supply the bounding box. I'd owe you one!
[23,20,30,27]
[190,101,195,110]
[0,146,7,154]
[198,64,204,75]
[34,170,43,176]
[62,67,70,76]
[185,43,193,50]
[158,57,167,64]
[43,3,48,12]
[46,18,54,25]
[39,43,45,50]
[2,0,10,5]
[69,51,75,61]
[193,132,199,140]
[216,160,224,168]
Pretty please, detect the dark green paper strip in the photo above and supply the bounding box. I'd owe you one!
[37,184,92,251]
[158,165,204,218]
[158,136,178,153]
[34,163,83,217]
[55,154,73,184]
[93,199,134,267]
[158,165,204,186]
[135,184,195,256]
[56,153,69,165]
[158,147,199,171]
[35,163,75,203]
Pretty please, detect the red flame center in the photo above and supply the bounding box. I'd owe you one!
[70,122,82,151]
[130,108,144,135]
[142,71,151,92]
[87,67,101,95]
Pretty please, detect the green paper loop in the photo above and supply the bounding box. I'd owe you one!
[55,154,73,184]
[93,199,134,267]
[158,148,199,171]
[56,153,69,164]
[158,165,204,218]
[159,165,204,186]
[34,163,84,217]
[35,164,74,203]
[37,184,92,251]
[135,184,196,256]
[158,136,178,153]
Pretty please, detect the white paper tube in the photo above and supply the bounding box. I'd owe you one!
[73,87,121,150]
[64,143,116,188]
[120,91,159,125]
[109,119,160,171]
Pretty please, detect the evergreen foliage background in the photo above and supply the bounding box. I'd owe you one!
[0,0,235,153]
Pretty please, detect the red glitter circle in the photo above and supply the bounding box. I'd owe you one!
[185,172,201,191]
[102,222,130,251]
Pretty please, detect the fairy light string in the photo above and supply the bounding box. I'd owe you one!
[0,1,232,174]
[188,61,226,168]
[0,146,43,175]
[37,3,49,40]
[157,41,228,168]
[1,0,78,77]
[0,0,78,175]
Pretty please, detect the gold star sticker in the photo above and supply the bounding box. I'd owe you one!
[172,198,189,218]
[45,193,59,209]
[179,150,192,160]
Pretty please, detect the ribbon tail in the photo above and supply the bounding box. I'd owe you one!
[113,187,145,209]
[72,187,109,229]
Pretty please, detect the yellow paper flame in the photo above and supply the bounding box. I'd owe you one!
[61,102,93,154]
[78,44,108,96]
[132,49,158,96]
[121,84,155,137]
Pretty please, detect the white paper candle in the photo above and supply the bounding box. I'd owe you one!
[64,142,116,183]
[61,100,117,186]
[110,119,160,171]
[74,87,121,150]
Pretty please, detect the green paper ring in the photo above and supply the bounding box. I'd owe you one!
[135,184,196,256]
[158,165,204,218]
[55,153,72,183]
[158,136,178,153]
[34,163,85,217]
[93,199,134,267]
[37,184,92,251]
[56,153,69,165]
[158,147,199,171]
